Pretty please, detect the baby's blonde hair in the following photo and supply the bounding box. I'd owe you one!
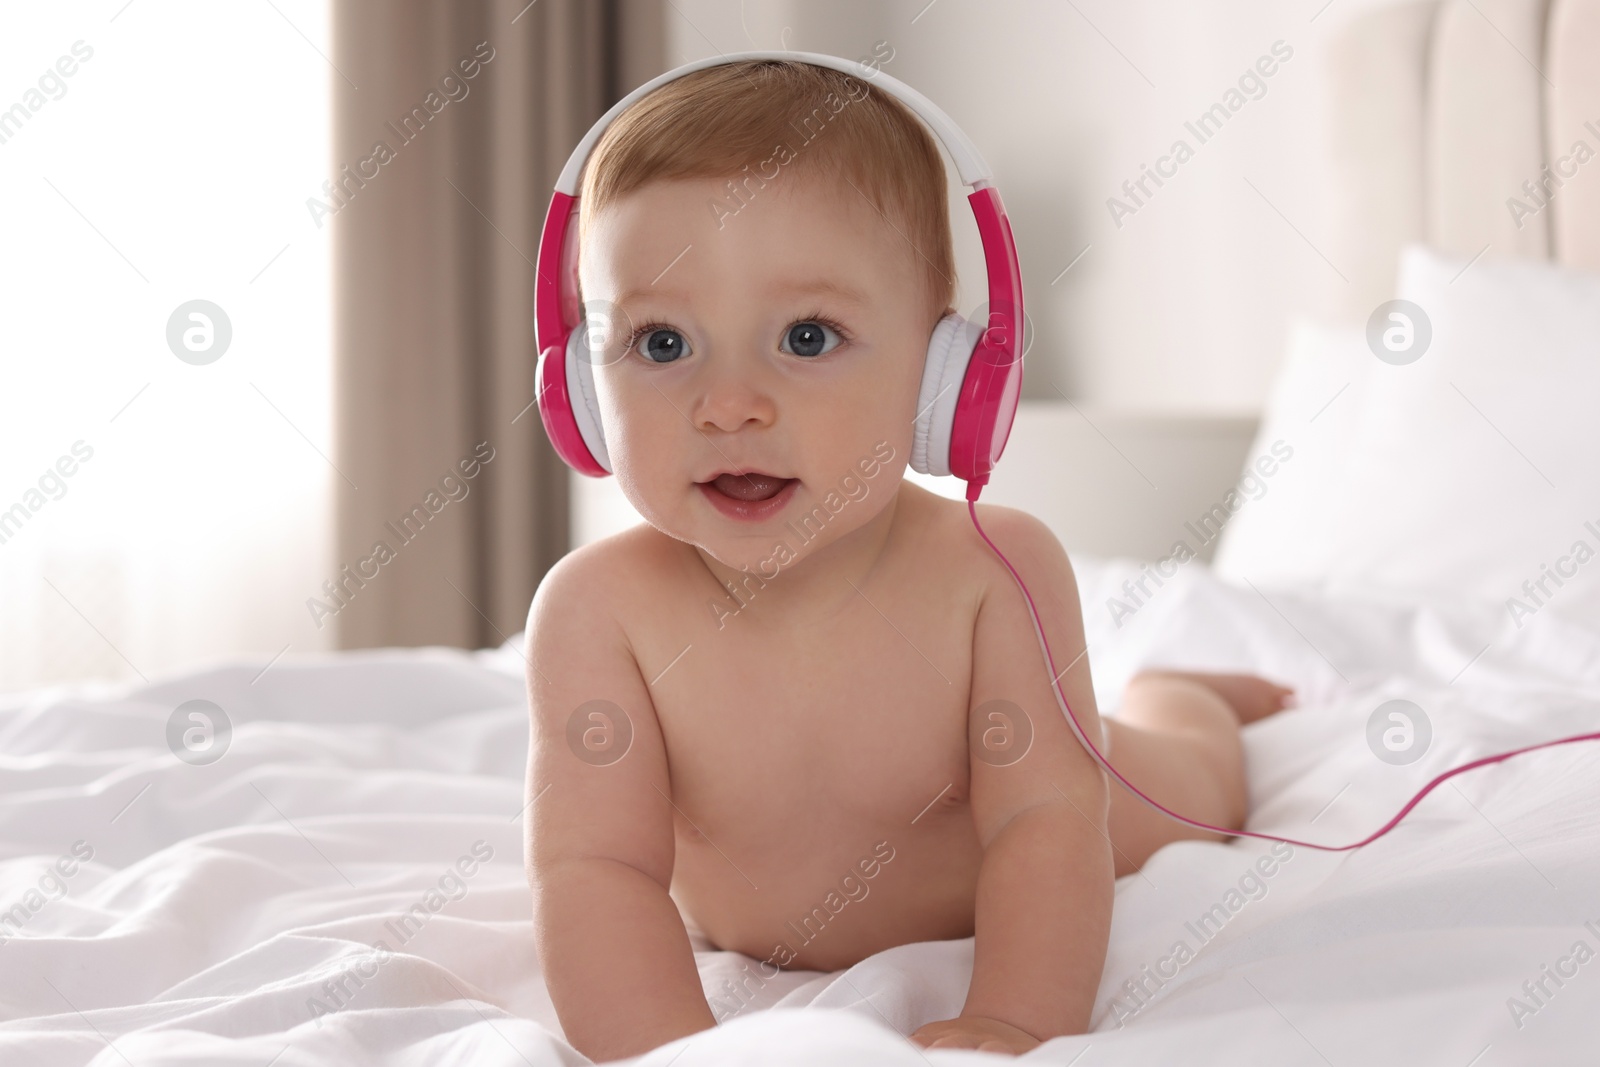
[577,58,957,327]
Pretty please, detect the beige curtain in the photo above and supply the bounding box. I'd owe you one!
[329,0,664,650]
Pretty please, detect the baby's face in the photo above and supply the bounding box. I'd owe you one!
[579,171,932,572]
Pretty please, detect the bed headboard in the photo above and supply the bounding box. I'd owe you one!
[1323,0,1600,324]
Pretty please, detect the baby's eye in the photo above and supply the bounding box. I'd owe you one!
[634,327,690,364]
[779,320,842,358]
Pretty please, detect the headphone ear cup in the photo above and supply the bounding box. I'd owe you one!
[911,313,982,476]
[566,321,612,473]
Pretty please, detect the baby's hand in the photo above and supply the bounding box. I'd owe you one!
[910,1015,1041,1055]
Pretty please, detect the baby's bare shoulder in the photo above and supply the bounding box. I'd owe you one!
[522,523,694,736]
[904,485,1072,585]
[977,503,1073,570]
[525,522,690,636]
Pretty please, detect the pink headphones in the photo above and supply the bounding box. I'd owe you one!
[534,51,1024,495]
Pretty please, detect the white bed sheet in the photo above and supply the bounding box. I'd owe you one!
[2,557,1598,1066]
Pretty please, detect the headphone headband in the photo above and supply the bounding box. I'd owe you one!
[554,50,994,195]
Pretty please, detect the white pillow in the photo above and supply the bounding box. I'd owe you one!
[1210,318,1374,588]
[1216,244,1600,622]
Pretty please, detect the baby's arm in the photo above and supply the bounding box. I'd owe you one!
[523,550,716,1062]
[913,508,1114,1053]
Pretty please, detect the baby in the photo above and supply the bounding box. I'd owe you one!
[522,59,1293,1061]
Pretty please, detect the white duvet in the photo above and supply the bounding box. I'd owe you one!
[3,557,1598,1065]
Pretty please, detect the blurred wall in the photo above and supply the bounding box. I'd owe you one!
[662,0,1396,413]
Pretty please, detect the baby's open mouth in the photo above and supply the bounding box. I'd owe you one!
[704,471,795,502]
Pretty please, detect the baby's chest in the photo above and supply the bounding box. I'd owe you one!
[651,617,975,820]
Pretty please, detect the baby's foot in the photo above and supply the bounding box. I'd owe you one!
[1135,669,1295,724]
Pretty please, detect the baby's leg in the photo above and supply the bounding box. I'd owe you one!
[1098,671,1291,878]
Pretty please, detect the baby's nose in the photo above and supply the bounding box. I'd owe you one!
[692,371,777,434]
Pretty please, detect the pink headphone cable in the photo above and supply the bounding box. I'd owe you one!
[964,484,1600,852]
